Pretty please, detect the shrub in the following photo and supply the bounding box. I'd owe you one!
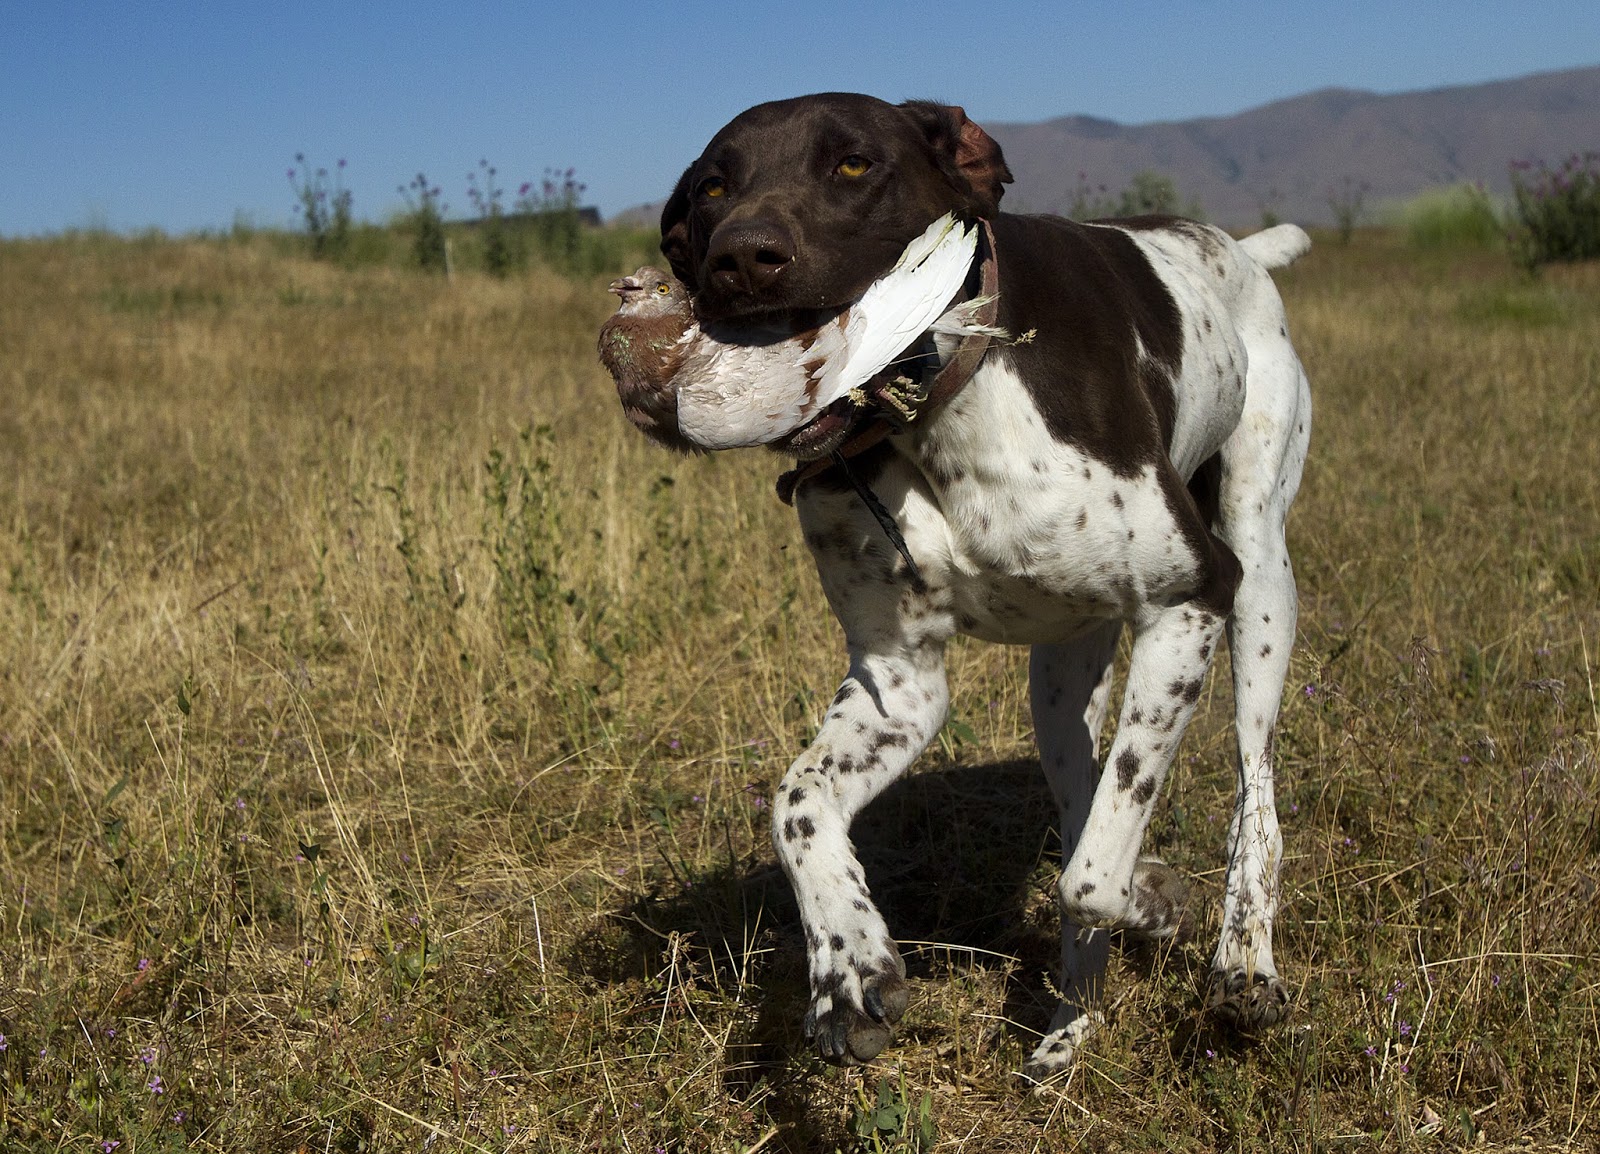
[1327,177,1369,244]
[288,154,353,259]
[1509,152,1600,268]
[1398,184,1503,251]
[1065,170,1203,221]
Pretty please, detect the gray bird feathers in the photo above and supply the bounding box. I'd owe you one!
[598,213,1003,451]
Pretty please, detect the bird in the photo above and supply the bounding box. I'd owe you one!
[597,266,699,451]
[597,213,1004,451]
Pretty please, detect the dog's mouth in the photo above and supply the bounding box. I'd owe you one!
[764,396,861,460]
[694,294,849,332]
[692,255,874,325]
[687,294,875,461]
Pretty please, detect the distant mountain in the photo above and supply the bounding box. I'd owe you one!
[987,65,1600,227]
[612,66,1598,231]
[609,201,666,230]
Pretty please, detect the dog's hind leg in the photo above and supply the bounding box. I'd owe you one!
[1208,322,1312,1032]
[1023,622,1121,1077]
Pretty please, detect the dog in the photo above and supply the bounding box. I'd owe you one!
[653,92,1312,1077]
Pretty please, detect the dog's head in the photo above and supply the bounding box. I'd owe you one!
[660,94,1011,323]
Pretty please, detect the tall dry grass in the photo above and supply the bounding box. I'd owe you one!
[0,228,1597,1151]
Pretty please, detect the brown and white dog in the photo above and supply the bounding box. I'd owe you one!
[650,93,1311,1077]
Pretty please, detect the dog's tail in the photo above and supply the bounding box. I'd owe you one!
[1238,223,1312,270]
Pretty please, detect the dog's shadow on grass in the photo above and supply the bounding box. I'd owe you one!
[574,757,1069,1098]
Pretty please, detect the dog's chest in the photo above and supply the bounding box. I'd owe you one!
[897,363,1203,643]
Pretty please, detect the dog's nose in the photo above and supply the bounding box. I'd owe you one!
[705,220,796,296]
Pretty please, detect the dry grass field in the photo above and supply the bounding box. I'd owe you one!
[1,225,1597,1152]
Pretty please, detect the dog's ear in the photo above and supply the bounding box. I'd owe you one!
[659,165,696,283]
[899,101,1012,218]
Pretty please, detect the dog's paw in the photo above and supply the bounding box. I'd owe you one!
[1021,1010,1103,1083]
[804,964,909,1066]
[1129,857,1198,942]
[1206,968,1290,1033]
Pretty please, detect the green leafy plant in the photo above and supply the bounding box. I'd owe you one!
[482,424,569,670]
[849,1071,936,1152]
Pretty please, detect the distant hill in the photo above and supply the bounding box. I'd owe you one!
[608,202,665,230]
[616,66,1599,231]
[987,65,1600,227]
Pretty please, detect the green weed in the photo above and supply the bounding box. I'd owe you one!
[1397,183,1504,250]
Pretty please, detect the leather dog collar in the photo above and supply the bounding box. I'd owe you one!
[777,218,1000,506]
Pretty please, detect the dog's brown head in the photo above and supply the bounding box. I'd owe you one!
[661,94,1011,323]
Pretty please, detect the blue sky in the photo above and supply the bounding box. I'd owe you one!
[4,2,1596,237]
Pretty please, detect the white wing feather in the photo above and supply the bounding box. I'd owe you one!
[671,213,983,449]
[809,213,976,408]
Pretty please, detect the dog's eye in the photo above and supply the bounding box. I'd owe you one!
[699,176,726,199]
[835,155,872,179]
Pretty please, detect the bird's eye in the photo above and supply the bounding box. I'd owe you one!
[835,155,872,179]
[699,176,726,199]
[654,282,672,295]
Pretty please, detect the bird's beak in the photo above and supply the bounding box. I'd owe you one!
[608,277,641,296]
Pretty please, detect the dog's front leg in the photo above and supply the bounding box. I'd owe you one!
[774,647,947,1064]
[782,474,953,1065]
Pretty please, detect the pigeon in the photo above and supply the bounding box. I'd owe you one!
[597,213,1003,452]
[597,267,700,451]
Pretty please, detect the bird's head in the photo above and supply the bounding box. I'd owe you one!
[609,266,692,318]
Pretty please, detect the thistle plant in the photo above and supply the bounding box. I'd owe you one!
[519,167,587,271]
[1509,152,1600,268]
[467,159,522,277]
[398,172,448,273]
[288,154,353,259]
